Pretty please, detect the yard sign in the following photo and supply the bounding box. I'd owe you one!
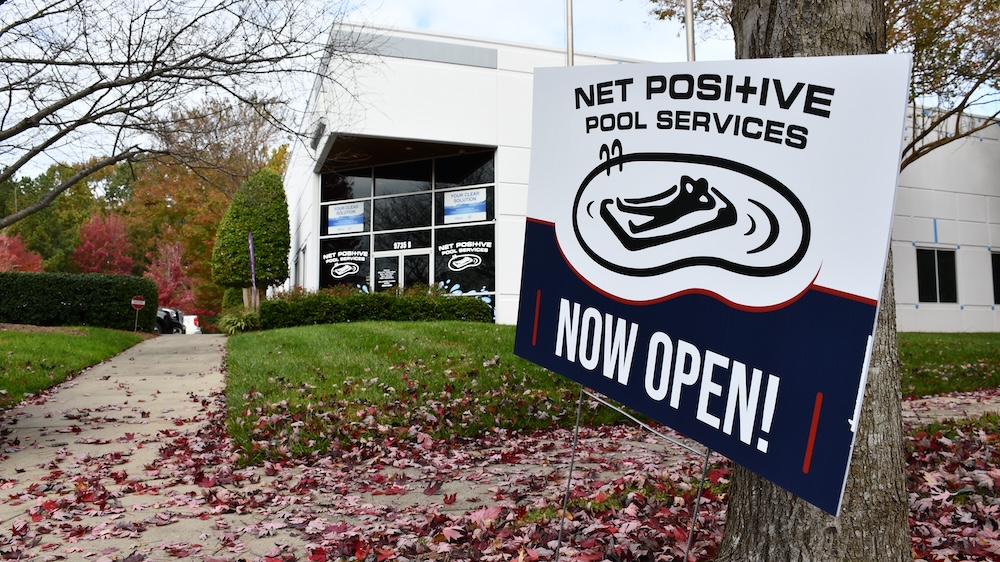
[514,54,911,515]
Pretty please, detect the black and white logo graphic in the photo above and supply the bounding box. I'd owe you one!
[448,254,482,272]
[330,262,360,279]
[572,143,810,280]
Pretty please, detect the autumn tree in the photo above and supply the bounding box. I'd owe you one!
[145,240,196,311]
[211,168,290,307]
[649,0,1000,169]
[8,164,97,271]
[0,233,43,272]
[0,0,375,230]
[150,98,288,200]
[72,212,133,274]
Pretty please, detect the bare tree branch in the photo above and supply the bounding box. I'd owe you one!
[1,0,375,227]
[648,0,1000,170]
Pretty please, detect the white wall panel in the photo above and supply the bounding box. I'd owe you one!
[497,183,529,217]
[902,188,940,218]
[935,219,959,245]
[988,197,1000,225]
[892,216,934,243]
[962,307,996,331]
[931,190,958,220]
[346,60,499,146]
[958,222,990,247]
[957,193,988,222]
[496,73,534,149]
[989,224,1000,248]
[496,146,531,186]
[894,186,917,216]
[498,46,564,73]
[892,241,919,305]
[958,247,993,305]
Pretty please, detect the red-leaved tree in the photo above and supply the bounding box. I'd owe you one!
[72,213,134,274]
[0,233,44,272]
[145,240,195,310]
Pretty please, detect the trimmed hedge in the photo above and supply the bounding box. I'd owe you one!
[260,289,493,329]
[0,271,158,331]
[222,287,244,309]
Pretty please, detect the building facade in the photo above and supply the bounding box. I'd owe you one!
[284,28,1000,331]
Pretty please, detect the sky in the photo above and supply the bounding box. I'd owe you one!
[349,0,736,63]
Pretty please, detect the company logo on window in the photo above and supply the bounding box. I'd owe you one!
[331,262,360,278]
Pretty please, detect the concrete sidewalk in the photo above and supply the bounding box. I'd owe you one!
[0,334,236,560]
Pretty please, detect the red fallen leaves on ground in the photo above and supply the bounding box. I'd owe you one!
[1,386,999,560]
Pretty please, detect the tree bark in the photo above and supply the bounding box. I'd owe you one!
[717,1,912,560]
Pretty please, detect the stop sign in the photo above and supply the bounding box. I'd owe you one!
[130,295,146,310]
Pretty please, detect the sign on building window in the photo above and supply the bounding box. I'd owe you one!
[515,54,911,515]
[327,202,366,234]
[443,188,488,224]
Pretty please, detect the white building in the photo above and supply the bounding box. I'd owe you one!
[284,28,1000,331]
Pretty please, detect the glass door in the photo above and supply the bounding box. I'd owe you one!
[374,251,431,292]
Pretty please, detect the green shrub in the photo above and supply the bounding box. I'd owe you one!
[222,287,244,309]
[0,271,158,331]
[218,308,261,334]
[212,168,290,289]
[259,286,492,329]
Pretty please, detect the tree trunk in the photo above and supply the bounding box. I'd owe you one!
[717,2,912,560]
[242,286,260,310]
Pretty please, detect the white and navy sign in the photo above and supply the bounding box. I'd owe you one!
[327,202,365,234]
[444,188,488,224]
[515,55,910,515]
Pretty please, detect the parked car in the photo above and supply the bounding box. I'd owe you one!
[183,314,201,334]
[155,307,186,334]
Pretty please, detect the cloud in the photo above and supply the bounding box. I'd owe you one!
[358,0,735,63]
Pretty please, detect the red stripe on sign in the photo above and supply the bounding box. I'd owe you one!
[802,393,824,474]
[532,290,541,346]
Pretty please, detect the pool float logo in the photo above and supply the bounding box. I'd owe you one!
[448,254,483,272]
[568,140,812,302]
[331,262,360,278]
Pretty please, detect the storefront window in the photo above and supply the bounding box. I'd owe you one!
[375,160,432,196]
[374,193,432,231]
[435,151,494,188]
[322,170,372,201]
[319,149,495,307]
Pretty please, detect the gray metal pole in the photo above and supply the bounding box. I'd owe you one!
[566,0,574,66]
[684,0,696,61]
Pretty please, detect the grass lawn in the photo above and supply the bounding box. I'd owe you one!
[898,332,1000,398]
[0,326,143,409]
[223,324,1000,462]
[224,321,627,463]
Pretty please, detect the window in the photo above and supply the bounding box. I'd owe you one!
[322,170,372,201]
[992,253,1000,305]
[916,248,957,303]
[375,161,432,196]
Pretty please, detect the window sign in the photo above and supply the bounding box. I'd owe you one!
[515,54,911,516]
[444,188,487,224]
[375,257,400,292]
[436,225,495,294]
[327,202,365,234]
[319,237,369,289]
